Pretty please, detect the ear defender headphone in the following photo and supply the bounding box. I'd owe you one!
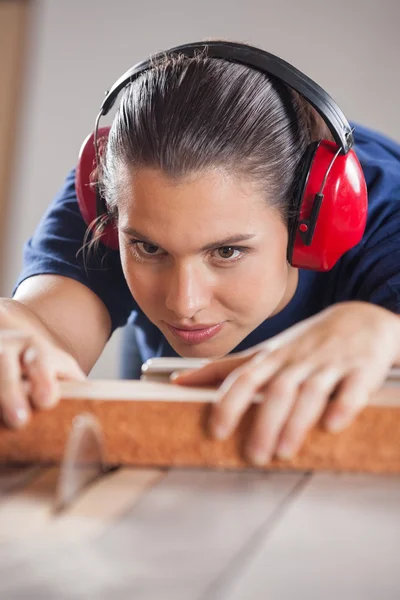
[75,40,368,271]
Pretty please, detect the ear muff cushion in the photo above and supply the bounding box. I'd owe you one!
[290,140,368,271]
[75,126,119,250]
[287,141,319,264]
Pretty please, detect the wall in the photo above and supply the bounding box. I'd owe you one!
[3,0,399,378]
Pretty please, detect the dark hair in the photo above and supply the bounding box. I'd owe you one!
[95,48,332,242]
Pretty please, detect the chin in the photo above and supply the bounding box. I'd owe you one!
[166,337,237,359]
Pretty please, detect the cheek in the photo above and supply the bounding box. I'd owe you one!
[223,241,289,309]
[119,249,161,310]
[228,261,287,317]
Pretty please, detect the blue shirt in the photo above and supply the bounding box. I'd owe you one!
[13,123,400,370]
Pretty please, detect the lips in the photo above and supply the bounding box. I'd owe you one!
[166,322,224,344]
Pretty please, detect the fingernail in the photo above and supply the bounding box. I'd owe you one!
[4,406,29,428]
[248,449,269,466]
[326,415,347,432]
[23,347,37,365]
[15,408,29,424]
[246,443,269,466]
[211,420,229,440]
[170,369,195,381]
[213,426,228,440]
[276,443,294,461]
[38,392,58,408]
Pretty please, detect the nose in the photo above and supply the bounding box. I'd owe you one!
[165,261,212,320]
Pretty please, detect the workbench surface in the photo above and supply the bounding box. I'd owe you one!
[0,465,398,599]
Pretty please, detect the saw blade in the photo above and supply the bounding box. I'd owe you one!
[54,412,108,512]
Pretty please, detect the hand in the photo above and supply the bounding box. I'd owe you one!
[0,330,86,429]
[173,302,400,465]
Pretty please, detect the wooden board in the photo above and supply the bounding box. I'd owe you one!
[0,378,400,473]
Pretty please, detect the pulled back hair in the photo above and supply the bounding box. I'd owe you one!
[97,48,332,236]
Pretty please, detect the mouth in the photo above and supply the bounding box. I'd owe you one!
[165,322,225,345]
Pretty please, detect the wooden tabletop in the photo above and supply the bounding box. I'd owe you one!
[0,464,399,599]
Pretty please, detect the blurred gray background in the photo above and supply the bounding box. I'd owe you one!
[3,0,399,378]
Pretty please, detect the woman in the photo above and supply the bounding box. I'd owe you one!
[3,41,400,466]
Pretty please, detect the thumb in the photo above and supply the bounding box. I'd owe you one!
[171,353,253,387]
[35,345,87,382]
[54,352,87,381]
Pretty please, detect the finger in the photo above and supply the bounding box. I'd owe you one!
[275,367,342,459]
[171,353,258,387]
[209,351,283,439]
[21,346,60,409]
[22,346,86,410]
[0,349,31,428]
[245,364,311,465]
[322,371,371,432]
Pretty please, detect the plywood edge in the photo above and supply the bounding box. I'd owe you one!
[59,378,400,406]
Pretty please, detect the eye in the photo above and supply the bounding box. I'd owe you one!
[139,242,161,255]
[127,240,166,261]
[216,247,241,260]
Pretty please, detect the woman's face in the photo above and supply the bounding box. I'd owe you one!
[117,167,298,358]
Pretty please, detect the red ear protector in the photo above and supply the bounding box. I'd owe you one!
[76,41,368,270]
[76,126,118,249]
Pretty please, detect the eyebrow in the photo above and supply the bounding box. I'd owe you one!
[121,226,257,251]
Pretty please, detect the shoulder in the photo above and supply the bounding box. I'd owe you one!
[351,123,400,244]
[323,125,400,310]
[352,122,400,195]
[33,167,85,242]
[353,122,400,157]
[15,167,136,332]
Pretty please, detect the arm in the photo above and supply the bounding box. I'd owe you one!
[7,164,120,374]
[0,168,135,428]
[12,274,112,375]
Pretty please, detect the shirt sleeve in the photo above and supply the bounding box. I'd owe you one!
[13,168,136,333]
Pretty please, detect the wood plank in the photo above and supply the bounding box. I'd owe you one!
[0,378,399,473]
[0,470,303,599]
[225,472,400,600]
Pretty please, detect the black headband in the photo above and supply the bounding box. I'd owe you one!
[98,40,354,154]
